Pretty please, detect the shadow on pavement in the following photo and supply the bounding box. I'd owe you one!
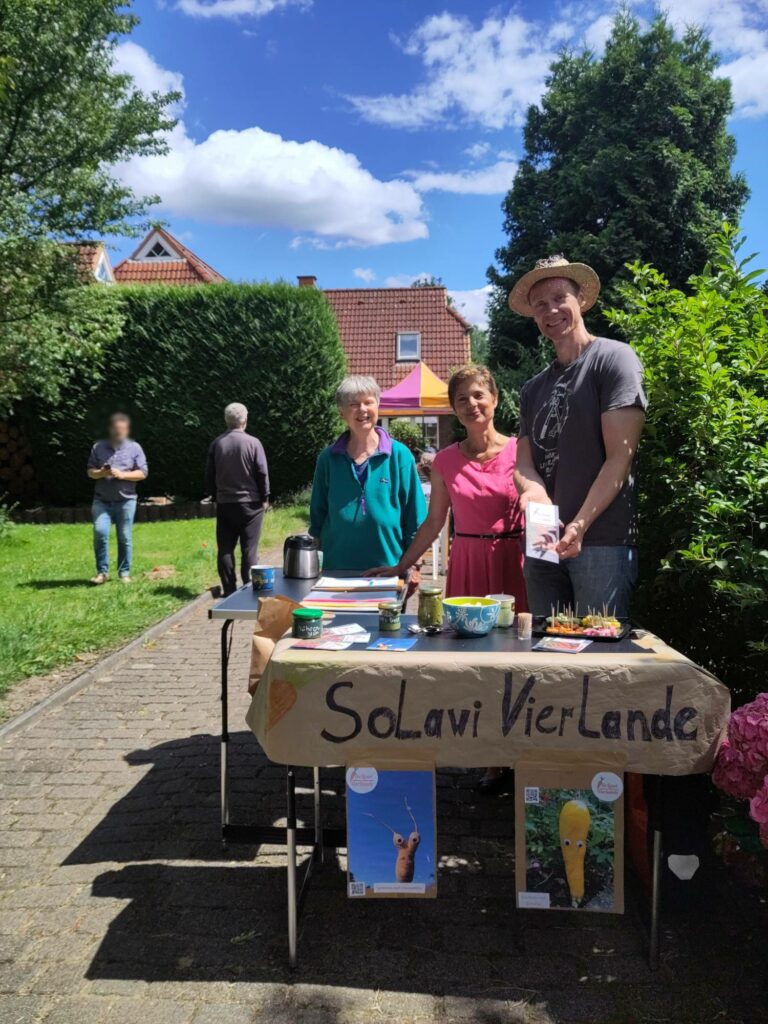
[63,732,768,1019]
[64,732,280,865]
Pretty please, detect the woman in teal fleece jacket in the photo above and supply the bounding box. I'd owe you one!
[309,375,427,571]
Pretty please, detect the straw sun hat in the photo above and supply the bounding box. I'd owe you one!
[508,255,601,317]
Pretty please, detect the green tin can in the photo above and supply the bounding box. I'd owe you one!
[292,607,323,640]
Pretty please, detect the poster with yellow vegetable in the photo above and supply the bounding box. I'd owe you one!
[515,753,625,913]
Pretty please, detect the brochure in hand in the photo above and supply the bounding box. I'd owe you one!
[346,765,437,898]
[525,501,560,563]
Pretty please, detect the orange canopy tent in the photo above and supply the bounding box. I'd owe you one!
[378,361,451,416]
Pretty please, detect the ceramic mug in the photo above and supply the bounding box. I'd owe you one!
[250,565,275,591]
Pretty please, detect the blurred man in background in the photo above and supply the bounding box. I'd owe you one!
[87,413,148,584]
[206,402,270,596]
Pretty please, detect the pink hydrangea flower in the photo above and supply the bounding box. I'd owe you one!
[748,777,768,825]
[713,695,768,802]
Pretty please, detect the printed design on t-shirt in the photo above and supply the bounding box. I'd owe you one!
[531,376,571,485]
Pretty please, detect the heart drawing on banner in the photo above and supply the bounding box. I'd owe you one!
[267,679,298,731]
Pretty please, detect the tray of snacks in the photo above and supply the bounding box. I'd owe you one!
[533,610,632,642]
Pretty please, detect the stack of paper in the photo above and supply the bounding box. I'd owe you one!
[302,595,384,613]
[314,576,401,591]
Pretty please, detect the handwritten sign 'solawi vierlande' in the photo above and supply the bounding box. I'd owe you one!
[320,673,698,746]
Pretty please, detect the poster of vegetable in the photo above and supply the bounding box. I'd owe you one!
[515,753,625,913]
[346,765,437,898]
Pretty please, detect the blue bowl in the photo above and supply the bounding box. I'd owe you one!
[442,597,500,637]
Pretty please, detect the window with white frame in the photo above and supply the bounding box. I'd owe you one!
[146,241,174,259]
[396,331,421,361]
[94,253,113,284]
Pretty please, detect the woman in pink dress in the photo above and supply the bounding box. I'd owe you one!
[369,364,528,791]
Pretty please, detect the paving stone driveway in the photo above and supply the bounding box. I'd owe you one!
[1,598,766,1024]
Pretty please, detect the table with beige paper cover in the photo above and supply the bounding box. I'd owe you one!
[242,611,730,968]
[247,631,728,774]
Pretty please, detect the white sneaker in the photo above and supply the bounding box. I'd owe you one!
[118,575,132,584]
[90,573,109,585]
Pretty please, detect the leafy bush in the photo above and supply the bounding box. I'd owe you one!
[608,225,768,702]
[388,419,423,453]
[20,283,346,503]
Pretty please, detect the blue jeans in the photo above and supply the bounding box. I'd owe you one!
[92,498,137,577]
[524,545,638,618]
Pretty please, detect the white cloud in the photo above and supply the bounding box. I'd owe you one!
[637,0,768,117]
[384,272,434,287]
[346,2,768,128]
[583,14,614,54]
[177,0,310,18]
[405,159,517,195]
[113,41,185,102]
[114,45,427,248]
[449,285,492,328]
[718,51,768,117]
[353,267,376,282]
[464,141,491,161]
[605,1,768,118]
[347,12,556,130]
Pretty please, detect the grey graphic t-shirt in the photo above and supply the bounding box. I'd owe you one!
[518,338,647,546]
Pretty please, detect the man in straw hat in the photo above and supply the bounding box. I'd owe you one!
[511,255,647,619]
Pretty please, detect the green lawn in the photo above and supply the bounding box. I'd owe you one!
[0,504,308,699]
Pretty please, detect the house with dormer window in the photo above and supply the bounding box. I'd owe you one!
[113,227,225,285]
[300,276,471,448]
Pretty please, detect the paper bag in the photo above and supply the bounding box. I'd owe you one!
[515,751,626,913]
[247,594,301,694]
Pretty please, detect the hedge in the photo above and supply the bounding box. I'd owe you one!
[20,282,346,504]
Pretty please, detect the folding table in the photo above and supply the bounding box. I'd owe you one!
[208,571,401,849]
[246,619,730,969]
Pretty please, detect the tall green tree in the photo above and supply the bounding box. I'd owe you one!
[487,12,748,367]
[0,0,179,413]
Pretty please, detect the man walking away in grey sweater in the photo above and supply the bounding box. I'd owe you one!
[206,403,270,595]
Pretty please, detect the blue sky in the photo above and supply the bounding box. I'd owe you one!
[113,0,768,325]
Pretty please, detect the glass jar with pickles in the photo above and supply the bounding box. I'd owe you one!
[417,583,444,631]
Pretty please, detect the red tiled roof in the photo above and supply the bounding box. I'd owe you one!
[323,287,471,391]
[66,242,114,282]
[113,227,225,285]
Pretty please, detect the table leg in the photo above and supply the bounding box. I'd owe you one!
[649,775,663,969]
[313,766,324,865]
[287,766,298,970]
[220,619,234,844]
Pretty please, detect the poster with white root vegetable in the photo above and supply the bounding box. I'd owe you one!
[346,765,436,898]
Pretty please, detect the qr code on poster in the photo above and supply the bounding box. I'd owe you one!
[348,881,366,897]
[524,787,540,804]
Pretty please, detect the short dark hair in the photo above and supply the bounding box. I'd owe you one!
[448,364,499,408]
[109,412,130,427]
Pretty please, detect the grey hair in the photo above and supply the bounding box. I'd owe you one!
[224,402,248,428]
[335,375,380,408]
